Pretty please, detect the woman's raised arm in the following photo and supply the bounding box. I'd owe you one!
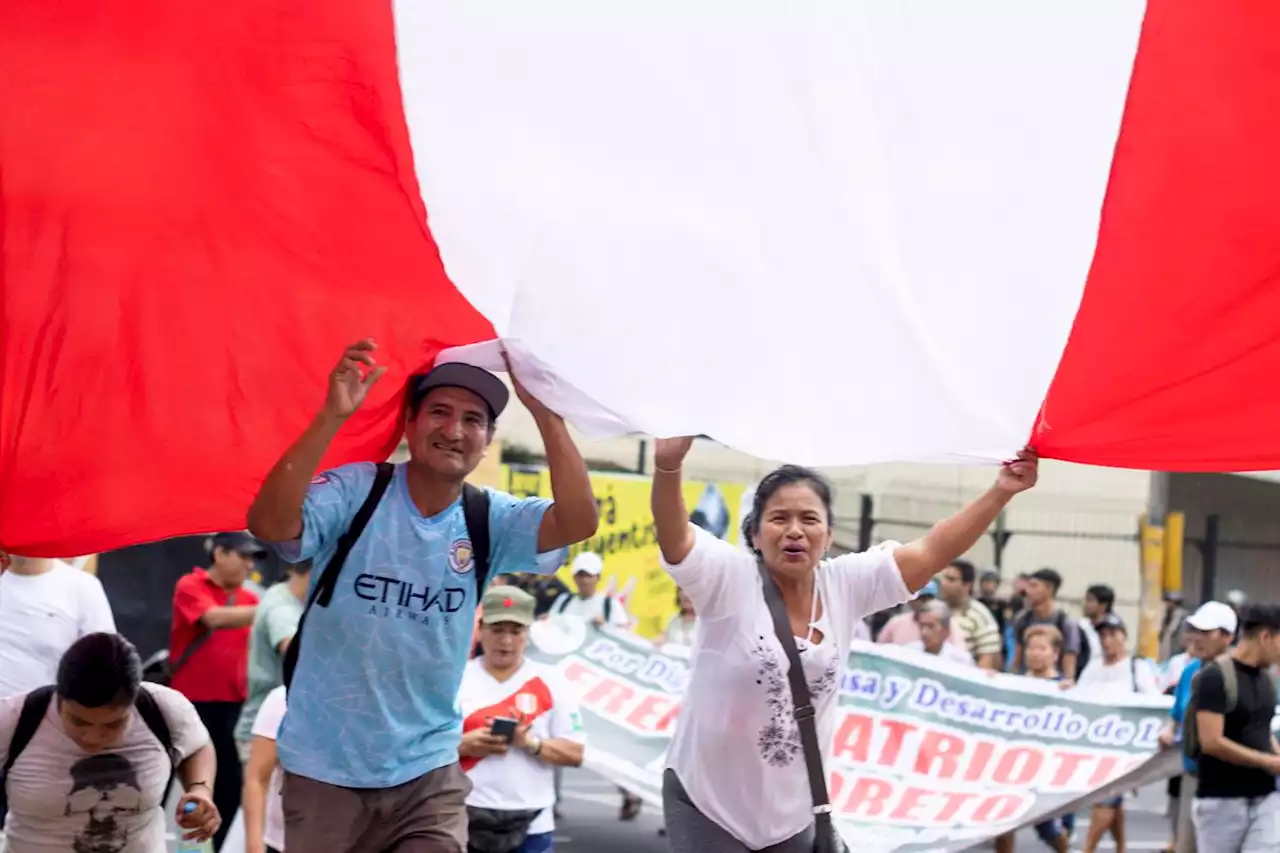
[651,436,696,564]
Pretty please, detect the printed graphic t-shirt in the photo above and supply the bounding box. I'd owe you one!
[459,658,586,835]
[0,562,117,697]
[0,683,209,853]
[274,462,552,788]
[663,527,912,849]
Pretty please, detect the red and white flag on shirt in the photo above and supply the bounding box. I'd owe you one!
[2,2,1279,556]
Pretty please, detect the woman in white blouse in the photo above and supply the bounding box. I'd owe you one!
[650,437,1038,853]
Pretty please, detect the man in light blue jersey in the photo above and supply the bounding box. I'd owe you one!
[247,339,598,853]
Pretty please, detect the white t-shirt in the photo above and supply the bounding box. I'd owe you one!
[249,686,288,851]
[663,527,911,849]
[0,562,117,697]
[1076,655,1161,696]
[1080,618,1101,668]
[551,592,630,628]
[459,658,586,836]
[906,640,976,667]
[0,683,209,853]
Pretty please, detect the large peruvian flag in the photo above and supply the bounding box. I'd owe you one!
[2,2,1279,556]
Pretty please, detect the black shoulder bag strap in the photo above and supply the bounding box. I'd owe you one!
[461,483,491,595]
[283,462,395,690]
[757,562,847,853]
[1,686,56,818]
[134,686,179,804]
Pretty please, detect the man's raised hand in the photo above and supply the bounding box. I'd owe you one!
[325,339,388,419]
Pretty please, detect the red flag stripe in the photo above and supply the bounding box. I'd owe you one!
[1035,1,1280,470]
[0,0,493,556]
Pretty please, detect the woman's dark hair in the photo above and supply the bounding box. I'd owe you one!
[742,465,835,554]
[57,633,143,708]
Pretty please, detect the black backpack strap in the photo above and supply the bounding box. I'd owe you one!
[168,627,213,677]
[756,562,844,852]
[283,462,395,690]
[462,483,491,595]
[134,686,179,803]
[603,595,613,624]
[4,686,55,776]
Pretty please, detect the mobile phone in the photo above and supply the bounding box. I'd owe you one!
[489,717,518,742]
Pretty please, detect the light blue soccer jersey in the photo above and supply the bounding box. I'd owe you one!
[273,462,552,788]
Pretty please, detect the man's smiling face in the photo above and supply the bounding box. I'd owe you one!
[405,386,492,479]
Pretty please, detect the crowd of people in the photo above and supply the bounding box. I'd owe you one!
[0,340,1277,853]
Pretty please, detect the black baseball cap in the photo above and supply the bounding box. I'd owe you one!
[1096,613,1127,634]
[408,362,509,421]
[211,532,267,557]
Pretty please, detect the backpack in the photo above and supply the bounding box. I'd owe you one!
[283,463,492,690]
[556,592,613,624]
[1076,619,1094,675]
[1182,653,1238,767]
[1,685,177,823]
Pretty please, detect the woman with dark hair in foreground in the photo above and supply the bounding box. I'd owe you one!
[0,632,220,852]
[651,437,1038,853]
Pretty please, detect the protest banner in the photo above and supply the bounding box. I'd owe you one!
[504,464,748,639]
[526,620,1178,852]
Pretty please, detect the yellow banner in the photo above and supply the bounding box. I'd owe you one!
[503,465,748,639]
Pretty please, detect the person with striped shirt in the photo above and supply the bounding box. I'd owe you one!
[938,559,1003,670]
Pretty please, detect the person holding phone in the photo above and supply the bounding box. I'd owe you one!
[459,586,587,853]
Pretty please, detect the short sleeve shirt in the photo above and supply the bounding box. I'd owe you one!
[0,684,209,853]
[234,582,303,744]
[249,686,288,851]
[460,658,586,835]
[1194,658,1278,799]
[954,598,1003,659]
[0,563,117,697]
[169,570,259,703]
[273,462,553,788]
[663,528,911,849]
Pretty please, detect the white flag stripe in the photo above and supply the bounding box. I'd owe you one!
[399,2,1147,463]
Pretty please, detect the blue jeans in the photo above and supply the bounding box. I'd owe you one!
[515,831,555,853]
[1034,812,1075,846]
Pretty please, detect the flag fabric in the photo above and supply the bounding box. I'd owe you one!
[2,1,1279,556]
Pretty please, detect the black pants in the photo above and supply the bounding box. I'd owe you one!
[193,701,243,851]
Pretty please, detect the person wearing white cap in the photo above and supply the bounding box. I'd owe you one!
[548,552,630,629]
[1157,600,1238,853]
[1187,602,1280,853]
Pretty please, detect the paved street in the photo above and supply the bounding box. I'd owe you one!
[172,772,1173,853]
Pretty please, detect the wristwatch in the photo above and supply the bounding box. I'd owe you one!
[524,737,543,757]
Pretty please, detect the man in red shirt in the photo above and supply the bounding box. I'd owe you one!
[170,531,262,851]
